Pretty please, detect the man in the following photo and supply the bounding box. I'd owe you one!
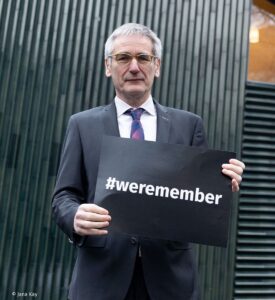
[52,23,245,300]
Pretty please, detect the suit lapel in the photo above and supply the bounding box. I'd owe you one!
[102,101,120,137]
[155,101,171,143]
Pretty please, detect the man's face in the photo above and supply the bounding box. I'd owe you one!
[105,35,160,105]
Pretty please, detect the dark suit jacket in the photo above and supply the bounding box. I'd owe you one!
[52,100,208,300]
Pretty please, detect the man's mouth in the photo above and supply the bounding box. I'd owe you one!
[125,78,144,81]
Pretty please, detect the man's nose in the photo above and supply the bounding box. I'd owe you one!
[128,58,140,73]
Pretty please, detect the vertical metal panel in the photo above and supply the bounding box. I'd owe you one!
[234,82,275,299]
[0,0,250,299]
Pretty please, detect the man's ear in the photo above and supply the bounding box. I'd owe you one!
[154,58,161,78]
[105,59,112,77]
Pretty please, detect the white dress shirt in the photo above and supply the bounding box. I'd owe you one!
[114,96,157,141]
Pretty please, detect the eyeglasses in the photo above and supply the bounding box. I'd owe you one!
[108,53,157,65]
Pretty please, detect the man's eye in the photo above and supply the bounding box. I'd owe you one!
[116,54,131,62]
[138,54,151,62]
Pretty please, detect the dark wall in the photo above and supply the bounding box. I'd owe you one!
[234,82,275,299]
[0,1,250,299]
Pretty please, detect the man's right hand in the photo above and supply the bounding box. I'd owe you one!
[73,203,111,236]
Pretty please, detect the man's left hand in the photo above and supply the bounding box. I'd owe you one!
[222,158,245,192]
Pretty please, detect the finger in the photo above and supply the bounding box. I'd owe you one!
[77,220,110,230]
[222,168,242,184]
[228,158,246,170]
[87,212,111,222]
[76,227,109,236]
[76,211,111,222]
[231,179,239,192]
[81,203,110,215]
[222,163,244,176]
[74,219,110,236]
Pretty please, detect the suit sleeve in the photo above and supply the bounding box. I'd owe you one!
[52,116,87,244]
[191,116,208,148]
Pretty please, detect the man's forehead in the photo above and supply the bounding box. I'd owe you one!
[112,34,154,52]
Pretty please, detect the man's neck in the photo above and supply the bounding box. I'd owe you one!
[116,93,151,108]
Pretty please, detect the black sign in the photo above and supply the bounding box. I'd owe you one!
[95,136,236,247]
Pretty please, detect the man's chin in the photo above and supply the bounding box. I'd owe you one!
[124,88,146,97]
[119,89,149,104]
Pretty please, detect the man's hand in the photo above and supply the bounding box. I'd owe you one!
[74,203,111,236]
[222,158,245,192]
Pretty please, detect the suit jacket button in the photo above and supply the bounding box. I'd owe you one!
[131,237,137,245]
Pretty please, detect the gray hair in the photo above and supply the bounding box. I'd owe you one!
[104,23,162,59]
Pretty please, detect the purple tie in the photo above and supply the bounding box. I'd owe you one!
[126,108,145,140]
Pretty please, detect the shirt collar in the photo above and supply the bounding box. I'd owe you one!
[115,96,156,117]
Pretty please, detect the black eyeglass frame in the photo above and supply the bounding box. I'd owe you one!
[108,52,158,65]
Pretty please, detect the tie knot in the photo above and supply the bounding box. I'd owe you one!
[126,108,144,121]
